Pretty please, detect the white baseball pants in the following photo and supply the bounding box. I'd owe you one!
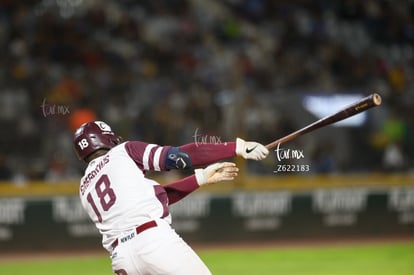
[110,218,212,275]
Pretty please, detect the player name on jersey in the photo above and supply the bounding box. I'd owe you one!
[80,155,110,196]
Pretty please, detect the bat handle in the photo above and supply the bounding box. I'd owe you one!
[265,133,297,150]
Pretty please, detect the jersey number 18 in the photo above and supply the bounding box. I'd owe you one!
[86,174,116,222]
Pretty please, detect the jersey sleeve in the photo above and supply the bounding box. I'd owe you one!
[179,142,236,167]
[125,141,171,171]
[163,175,199,204]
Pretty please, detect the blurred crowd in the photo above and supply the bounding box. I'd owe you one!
[0,0,413,183]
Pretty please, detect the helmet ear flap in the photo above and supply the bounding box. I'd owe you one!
[114,135,123,145]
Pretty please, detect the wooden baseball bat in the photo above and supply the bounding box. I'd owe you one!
[265,93,382,150]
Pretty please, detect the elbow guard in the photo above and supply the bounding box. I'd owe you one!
[165,147,192,170]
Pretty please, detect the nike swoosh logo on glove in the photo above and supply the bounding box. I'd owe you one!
[246,146,257,154]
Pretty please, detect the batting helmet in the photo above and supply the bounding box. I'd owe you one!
[73,121,121,160]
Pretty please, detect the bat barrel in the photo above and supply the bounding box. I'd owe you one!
[265,93,382,150]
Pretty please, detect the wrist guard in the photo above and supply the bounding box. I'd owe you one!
[165,147,192,169]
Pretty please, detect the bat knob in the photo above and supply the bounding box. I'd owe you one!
[372,93,382,106]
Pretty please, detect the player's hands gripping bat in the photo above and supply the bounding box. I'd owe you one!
[266,93,382,150]
[236,138,269,160]
[195,162,239,186]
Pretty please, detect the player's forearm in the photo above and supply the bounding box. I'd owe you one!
[179,142,236,167]
[164,175,199,204]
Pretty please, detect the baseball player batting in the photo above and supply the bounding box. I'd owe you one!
[73,121,269,275]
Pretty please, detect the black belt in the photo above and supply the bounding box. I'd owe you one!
[111,220,157,249]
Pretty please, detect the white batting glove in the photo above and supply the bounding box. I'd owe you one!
[195,162,239,186]
[236,137,269,160]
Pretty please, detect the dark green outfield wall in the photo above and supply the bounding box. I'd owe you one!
[1,187,413,252]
